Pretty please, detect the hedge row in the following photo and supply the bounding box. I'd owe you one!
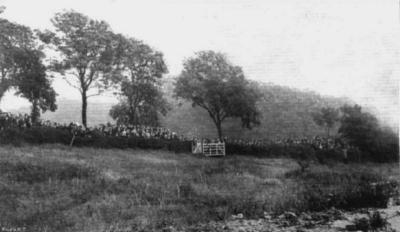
[0,127,191,153]
[226,141,398,163]
[0,127,397,163]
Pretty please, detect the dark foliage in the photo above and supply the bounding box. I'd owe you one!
[175,51,261,139]
[227,143,344,163]
[352,211,388,232]
[286,169,398,211]
[339,105,399,163]
[42,10,120,127]
[1,126,396,164]
[13,48,57,124]
[312,107,340,137]
[315,149,346,164]
[109,35,169,127]
[0,127,192,153]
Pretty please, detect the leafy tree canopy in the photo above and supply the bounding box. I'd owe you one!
[339,104,398,162]
[109,35,169,126]
[39,10,120,127]
[174,50,261,139]
[14,49,57,123]
[0,12,36,102]
[312,106,340,136]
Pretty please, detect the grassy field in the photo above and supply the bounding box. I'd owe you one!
[0,144,398,232]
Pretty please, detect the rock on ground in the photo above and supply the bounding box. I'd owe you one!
[171,207,400,232]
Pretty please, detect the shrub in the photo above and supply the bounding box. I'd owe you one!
[288,169,398,211]
[0,128,23,145]
[346,147,362,162]
[315,149,344,164]
[352,211,388,232]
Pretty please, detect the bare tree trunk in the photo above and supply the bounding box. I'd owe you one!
[207,111,224,141]
[31,99,40,124]
[129,104,137,125]
[216,121,223,140]
[81,90,87,128]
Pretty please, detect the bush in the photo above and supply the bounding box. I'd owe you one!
[339,105,399,163]
[0,128,23,145]
[369,211,388,230]
[352,211,388,232]
[1,126,397,163]
[287,169,398,211]
[315,149,345,164]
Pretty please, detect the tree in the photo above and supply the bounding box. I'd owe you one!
[109,35,168,126]
[0,12,36,104]
[339,104,398,162]
[110,99,167,126]
[339,105,378,148]
[14,49,57,124]
[312,106,339,137]
[174,51,261,139]
[41,10,118,127]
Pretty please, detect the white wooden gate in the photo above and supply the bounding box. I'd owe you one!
[202,142,225,156]
[192,140,226,156]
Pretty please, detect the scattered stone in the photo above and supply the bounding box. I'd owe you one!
[264,178,283,186]
[232,213,244,220]
[183,207,400,232]
[331,219,353,229]
[295,228,307,232]
[345,224,358,231]
[285,212,298,225]
[301,213,312,221]
[263,211,272,220]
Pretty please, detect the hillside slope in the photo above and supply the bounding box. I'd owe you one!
[161,79,349,139]
[10,79,349,139]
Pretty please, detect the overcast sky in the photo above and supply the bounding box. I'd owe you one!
[0,0,398,128]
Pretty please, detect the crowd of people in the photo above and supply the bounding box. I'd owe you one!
[0,112,187,141]
[224,136,348,150]
[71,123,186,141]
[0,112,347,151]
[0,112,33,130]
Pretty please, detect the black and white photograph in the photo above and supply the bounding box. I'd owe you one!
[0,0,398,231]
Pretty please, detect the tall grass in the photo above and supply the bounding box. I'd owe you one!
[0,144,398,232]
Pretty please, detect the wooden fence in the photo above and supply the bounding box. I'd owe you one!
[192,141,225,156]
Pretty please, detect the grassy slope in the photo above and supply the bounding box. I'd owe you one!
[0,145,398,232]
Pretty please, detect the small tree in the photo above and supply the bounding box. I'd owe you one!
[174,51,261,139]
[109,35,168,126]
[339,105,377,147]
[312,107,339,137]
[41,10,119,127]
[109,99,167,126]
[339,104,398,162]
[14,49,57,124]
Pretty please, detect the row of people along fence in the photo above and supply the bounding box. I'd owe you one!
[0,112,355,159]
